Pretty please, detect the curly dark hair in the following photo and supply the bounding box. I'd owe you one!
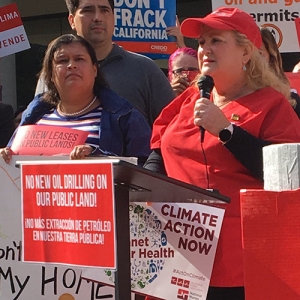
[40,34,107,105]
[65,0,114,14]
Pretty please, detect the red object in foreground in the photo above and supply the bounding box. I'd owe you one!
[241,189,300,300]
[285,72,300,93]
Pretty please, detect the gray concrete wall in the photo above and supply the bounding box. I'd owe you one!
[15,0,67,17]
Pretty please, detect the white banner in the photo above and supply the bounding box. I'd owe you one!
[212,0,300,53]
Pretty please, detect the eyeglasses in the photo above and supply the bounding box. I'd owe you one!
[172,67,199,75]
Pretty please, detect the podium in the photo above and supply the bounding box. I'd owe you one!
[108,159,230,300]
[15,158,230,300]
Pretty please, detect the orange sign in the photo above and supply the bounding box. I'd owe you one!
[11,125,89,156]
[21,162,116,268]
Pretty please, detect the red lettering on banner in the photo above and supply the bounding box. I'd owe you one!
[0,34,25,48]
[0,11,19,23]
[0,4,23,32]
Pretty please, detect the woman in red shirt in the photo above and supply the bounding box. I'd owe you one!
[144,6,300,300]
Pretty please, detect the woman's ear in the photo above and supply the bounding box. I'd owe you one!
[242,44,253,65]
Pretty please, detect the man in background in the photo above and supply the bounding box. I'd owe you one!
[0,59,15,147]
[36,0,175,127]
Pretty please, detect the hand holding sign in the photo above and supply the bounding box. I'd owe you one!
[70,144,94,160]
[166,15,186,48]
[0,146,12,164]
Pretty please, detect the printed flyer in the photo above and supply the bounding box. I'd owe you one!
[113,0,177,59]
[0,3,30,57]
[83,202,225,299]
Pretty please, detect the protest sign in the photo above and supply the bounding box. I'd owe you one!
[0,156,117,299]
[83,202,225,299]
[21,162,116,268]
[113,0,177,59]
[212,0,300,52]
[0,3,30,57]
[285,72,300,93]
[10,125,89,156]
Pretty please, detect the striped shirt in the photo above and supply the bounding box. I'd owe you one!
[36,105,102,149]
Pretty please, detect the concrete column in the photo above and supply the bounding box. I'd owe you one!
[263,143,300,191]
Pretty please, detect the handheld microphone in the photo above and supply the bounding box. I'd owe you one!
[197,75,214,143]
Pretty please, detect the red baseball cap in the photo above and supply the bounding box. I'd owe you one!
[181,7,262,49]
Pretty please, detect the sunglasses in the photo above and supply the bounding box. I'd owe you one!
[172,67,199,75]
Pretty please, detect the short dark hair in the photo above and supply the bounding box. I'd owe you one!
[41,34,107,104]
[65,0,114,14]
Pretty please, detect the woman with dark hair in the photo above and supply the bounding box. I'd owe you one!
[0,34,151,164]
[259,27,300,117]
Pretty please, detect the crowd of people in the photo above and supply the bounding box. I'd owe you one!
[1,1,300,300]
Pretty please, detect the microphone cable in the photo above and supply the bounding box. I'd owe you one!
[200,138,210,190]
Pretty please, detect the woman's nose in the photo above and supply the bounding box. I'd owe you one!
[67,61,77,69]
[199,44,208,55]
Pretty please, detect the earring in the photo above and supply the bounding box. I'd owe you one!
[243,65,247,71]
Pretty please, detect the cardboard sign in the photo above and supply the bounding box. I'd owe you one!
[21,162,116,269]
[113,0,177,59]
[83,202,225,299]
[11,125,89,156]
[0,3,30,57]
[241,189,300,300]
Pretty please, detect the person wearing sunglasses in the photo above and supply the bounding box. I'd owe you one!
[168,47,199,96]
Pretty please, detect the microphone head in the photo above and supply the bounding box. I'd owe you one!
[197,75,214,91]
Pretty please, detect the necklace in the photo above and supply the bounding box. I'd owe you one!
[58,96,97,117]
